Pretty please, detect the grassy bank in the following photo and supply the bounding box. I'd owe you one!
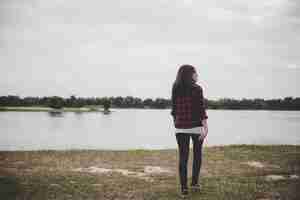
[0,106,103,112]
[0,145,299,199]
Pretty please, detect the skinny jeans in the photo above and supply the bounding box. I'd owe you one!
[176,133,204,189]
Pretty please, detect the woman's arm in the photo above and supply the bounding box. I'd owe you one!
[199,87,208,139]
[199,87,208,121]
[170,86,176,123]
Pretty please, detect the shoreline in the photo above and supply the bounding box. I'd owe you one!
[1,106,300,112]
[1,144,300,152]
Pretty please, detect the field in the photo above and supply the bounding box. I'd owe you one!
[0,145,299,199]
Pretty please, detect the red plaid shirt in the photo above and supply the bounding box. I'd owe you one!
[171,84,208,128]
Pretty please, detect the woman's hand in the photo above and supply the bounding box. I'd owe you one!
[199,119,208,140]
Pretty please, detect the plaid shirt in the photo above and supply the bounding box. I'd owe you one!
[171,84,208,128]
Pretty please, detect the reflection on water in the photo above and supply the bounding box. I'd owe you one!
[0,109,299,150]
[48,111,64,117]
[103,110,111,115]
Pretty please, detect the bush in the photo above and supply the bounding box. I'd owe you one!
[48,96,64,109]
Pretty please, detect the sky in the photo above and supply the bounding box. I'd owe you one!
[0,0,299,100]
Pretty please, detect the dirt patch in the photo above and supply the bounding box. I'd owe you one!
[13,161,25,165]
[73,167,112,174]
[265,175,285,181]
[144,166,173,175]
[289,174,299,179]
[244,161,265,168]
[265,174,299,181]
[72,166,173,182]
[50,183,60,187]
[243,161,280,169]
[1,167,18,173]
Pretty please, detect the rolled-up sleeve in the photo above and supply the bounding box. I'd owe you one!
[199,87,208,120]
[170,87,176,120]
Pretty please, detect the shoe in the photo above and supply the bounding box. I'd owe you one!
[180,188,189,199]
[191,184,201,192]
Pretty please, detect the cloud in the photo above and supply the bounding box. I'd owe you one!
[0,0,300,98]
[182,0,193,6]
[287,64,300,69]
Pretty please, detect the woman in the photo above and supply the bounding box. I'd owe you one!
[171,64,208,198]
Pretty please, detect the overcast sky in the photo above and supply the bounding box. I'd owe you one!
[0,0,299,100]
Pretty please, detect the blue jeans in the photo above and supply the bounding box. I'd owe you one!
[176,133,204,190]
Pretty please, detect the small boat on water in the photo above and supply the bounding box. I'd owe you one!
[103,109,111,114]
[48,109,63,116]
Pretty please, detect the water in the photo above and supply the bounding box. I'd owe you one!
[0,109,299,150]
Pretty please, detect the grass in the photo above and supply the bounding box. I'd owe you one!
[0,106,104,112]
[0,145,299,199]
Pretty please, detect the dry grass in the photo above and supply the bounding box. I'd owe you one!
[0,145,299,199]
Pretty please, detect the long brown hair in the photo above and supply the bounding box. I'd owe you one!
[172,64,196,95]
[174,64,196,86]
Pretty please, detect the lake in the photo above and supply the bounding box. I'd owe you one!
[0,109,299,150]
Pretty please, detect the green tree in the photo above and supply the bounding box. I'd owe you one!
[103,99,111,111]
[48,96,64,109]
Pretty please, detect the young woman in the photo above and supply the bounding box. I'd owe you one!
[171,64,208,198]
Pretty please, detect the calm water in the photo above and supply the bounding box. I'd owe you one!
[0,109,299,150]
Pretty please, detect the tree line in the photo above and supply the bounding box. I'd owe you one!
[0,95,170,109]
[0,95,300,110]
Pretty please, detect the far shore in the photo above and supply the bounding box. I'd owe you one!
[0,106,103,112]
[1,106,300,112]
